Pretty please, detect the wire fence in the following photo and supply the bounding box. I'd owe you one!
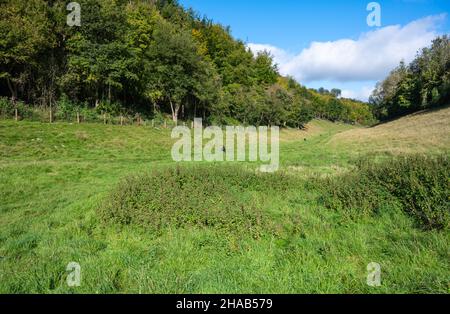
[0,101,193,128]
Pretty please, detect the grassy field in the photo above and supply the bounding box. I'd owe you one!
[0,108,449,293]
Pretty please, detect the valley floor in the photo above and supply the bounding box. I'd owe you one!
[0,110,449,293]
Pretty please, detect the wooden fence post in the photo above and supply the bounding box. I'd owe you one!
[103,113,106,124]
[77,111,80,124]
[120,115,123,126]
[15,108,18,121]
[49,107,53,123]
[164,119,167,128]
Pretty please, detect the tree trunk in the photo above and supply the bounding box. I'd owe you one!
[168,96,180,123]
[6,77,17,102]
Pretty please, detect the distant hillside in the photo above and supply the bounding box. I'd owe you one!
[330,106,450,154]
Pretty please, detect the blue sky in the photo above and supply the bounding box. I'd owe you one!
[179,0,450,100]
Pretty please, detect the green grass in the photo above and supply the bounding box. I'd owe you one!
[0,119,448,293]
[319,155,449,230]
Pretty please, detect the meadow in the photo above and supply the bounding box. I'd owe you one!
[0,107,449,294]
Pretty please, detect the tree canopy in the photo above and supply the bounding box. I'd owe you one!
[370,36,450,121]
[0,0,375,126]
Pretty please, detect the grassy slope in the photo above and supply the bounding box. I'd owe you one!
[0,114,448,293]
[330,106,450,155]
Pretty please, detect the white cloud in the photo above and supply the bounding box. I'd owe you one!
[246,43,294,68]
[341,86,375,101]
[248,14,446,84]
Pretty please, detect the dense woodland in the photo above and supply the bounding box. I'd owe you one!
[370,36,450,121]
[0,0,375,127]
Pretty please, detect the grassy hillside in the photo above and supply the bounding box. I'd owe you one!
[331,106,450,155]
[0,114,448,293]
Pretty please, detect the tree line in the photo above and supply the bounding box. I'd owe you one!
[0,0,375,127]
[370,36,450,121]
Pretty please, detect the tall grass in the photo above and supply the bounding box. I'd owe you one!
[1,120,449,293]
[98,165,301,237]
[320,155,450,230]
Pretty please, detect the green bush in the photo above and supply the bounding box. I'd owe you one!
[0,97,13,118]
[96,100,122,115]
[55,94,78,121]
[320,155,449,230]
[15,101,36,120]
[98,165,298,236]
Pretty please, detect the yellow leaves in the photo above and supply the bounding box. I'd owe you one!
[276,76,289,89]
[145,90,163,103]
[191,29,202,39]
[191,29,208,56]
[86,74,98,84]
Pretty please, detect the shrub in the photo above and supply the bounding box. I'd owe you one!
[55,94,78,121]
[0,97,13,118]
[79,104,100,123]
[319,155,449,230]
[15,101,35,120]
[98,165,297,236]
[96,100,122,115]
